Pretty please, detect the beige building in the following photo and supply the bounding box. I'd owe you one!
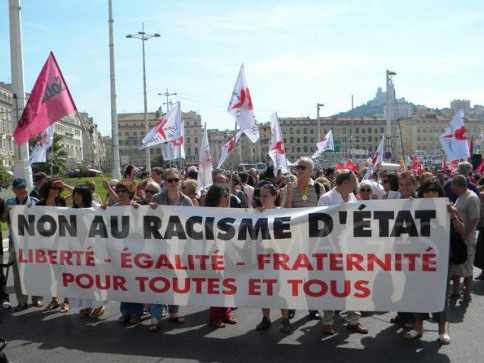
[117,109,202,168]
[0,83,15,167]
[55,115,83,168]
[399,112,484,163]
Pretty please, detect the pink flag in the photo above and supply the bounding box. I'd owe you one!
[14,52,77,145]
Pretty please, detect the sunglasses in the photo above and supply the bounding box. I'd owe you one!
[166,178,180,183]
[360,188,372,192]
[145,189,158,194]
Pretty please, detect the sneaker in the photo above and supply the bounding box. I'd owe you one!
[1,301,11,309]
[280,318,291,333]
[288,309,296,319]
[256,316,271,331]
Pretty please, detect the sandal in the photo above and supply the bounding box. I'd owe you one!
[44,299,60,311]
[60,301,70,313]
[90,306,105,318]
[222,318,237,325]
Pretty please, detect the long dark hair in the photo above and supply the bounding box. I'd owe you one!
[73,186,93,208]
[253,180,280,208]
[39,177,66,206]
[205,184,229,207]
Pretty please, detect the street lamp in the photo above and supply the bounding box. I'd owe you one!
[126,24,160,171]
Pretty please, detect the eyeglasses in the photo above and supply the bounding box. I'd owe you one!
[166,178,180,183]
[145,189,157,194]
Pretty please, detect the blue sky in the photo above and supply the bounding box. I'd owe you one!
[1,0,484,136]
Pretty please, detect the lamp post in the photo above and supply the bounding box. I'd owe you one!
[385,70,396,160]
[126,24,160,171]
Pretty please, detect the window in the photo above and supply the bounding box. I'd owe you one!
[303,146,308,152]
[297,138,300,143]
[303,136,308,143]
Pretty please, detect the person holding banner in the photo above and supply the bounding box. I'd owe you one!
[40,178,70,313]
[150,168,191,327]
[71,185,105,319]
[318,170,368,335]
[114,181,145,326]
[283,157,321,321]
[205,184,236,328]
[254,182,291,333]
[404,179,451,344]
[3,178,40,311]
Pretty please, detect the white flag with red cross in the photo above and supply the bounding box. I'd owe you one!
[312,130,334,159]
[217,130,242,169]
[227,63,259,143]
[140,102,183,150]
[268,113,288,175]
[439,110,470,161]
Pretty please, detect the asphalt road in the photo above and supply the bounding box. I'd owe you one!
[1,271,484,363]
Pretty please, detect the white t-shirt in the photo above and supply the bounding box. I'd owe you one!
[318,188,357,206]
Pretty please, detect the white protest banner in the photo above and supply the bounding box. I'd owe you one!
[11,199,449,312]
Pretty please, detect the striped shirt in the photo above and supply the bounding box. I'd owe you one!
[287,181,319,208]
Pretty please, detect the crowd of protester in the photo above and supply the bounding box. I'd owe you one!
[2,158,484,346]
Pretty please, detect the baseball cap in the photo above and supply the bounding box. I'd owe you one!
[12,178,27,189]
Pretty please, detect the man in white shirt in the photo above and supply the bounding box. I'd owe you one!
[318,170,368,335]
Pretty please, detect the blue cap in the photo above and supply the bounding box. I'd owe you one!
[12,178,27,189]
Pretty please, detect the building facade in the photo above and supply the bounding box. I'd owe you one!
[0,83,15,167]
[55,115,83,168]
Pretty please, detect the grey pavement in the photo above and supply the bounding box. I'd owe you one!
[1,272,484,363]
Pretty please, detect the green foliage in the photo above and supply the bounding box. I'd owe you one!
[30,133,68,176]
[0,164,12,188]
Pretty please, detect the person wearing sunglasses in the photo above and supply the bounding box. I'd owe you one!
[150,168,192,330]
[141,181,160,205]
[39,178,69,313]
[357,181,374,201]
[254,182,292,333]
[283,157,321,321]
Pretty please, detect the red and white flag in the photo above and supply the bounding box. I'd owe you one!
[372,135,385,167]
[268,113,288,175]
[440,110,470,161]
[363,135,385,180]
[217,131,242,169]
[14,52,77,144]
[140,102,183,150]
[197,125,213,192]
[227,64,259,142]
[312,130,334,159]
[410,155,423,174]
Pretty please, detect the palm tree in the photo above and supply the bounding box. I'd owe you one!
[48,134,68,175]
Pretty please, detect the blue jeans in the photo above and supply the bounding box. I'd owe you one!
[120,302,143,317]
[150,304,179,319]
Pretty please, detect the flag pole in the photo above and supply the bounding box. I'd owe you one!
[108,0,121,179]
[9,0,32,187]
